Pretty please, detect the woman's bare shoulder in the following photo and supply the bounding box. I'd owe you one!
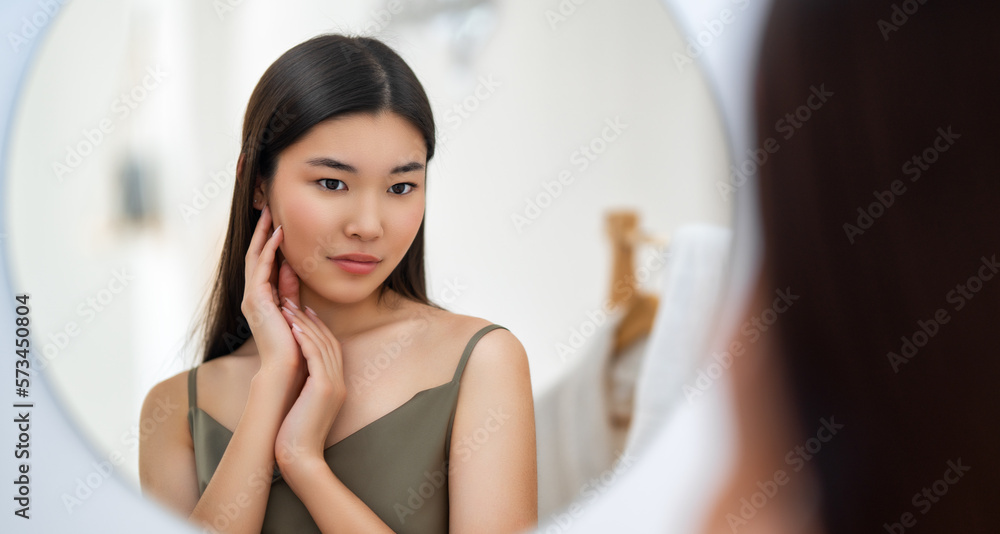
[437,313,523,363]
[196,353,256,386]
[139,363,204,414]
[141,354,254,431]
[408,307,496,340]
[144,361,202,407]
[445,311,513,339]
[145,354,246,394]
[434,310,494,330]
[437,312,527,383]
[393,303,513,359]
[139,367,193,450]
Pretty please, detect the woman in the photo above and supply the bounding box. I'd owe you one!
[138,34,537,534]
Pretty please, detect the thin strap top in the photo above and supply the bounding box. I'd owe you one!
[187,323,509,534]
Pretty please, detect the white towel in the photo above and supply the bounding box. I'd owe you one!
[534,305,625,521]
[533,223,737,533]
[626,224,732,455]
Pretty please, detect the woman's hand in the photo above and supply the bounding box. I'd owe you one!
[242,204,305,395]
[274,304,347,472]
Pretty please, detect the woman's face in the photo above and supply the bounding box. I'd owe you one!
[260,111,427,304]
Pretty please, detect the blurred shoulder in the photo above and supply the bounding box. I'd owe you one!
[139,367,193,447]
[141,355,252,420]
[142,367,189,415]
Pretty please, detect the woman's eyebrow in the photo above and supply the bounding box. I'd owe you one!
[305,156,424,174]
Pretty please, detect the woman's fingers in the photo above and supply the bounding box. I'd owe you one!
[251,224,283,290]
[245,205,271,277]
[242,218,283,328]
[296,307,339,382]
[303,307,343,373]
[245,205,282,287]
[287,315,335,392]
[296,310,337,379]
[283,306,340,387]
[248,204,270,253]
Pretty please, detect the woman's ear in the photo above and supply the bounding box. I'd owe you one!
[252,178,268,210]
[239,153,268,210]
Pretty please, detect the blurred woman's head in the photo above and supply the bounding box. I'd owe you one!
[753,1,1000,531]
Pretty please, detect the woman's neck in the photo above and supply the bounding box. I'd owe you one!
[231,285,413,365]
[296,284,409,342]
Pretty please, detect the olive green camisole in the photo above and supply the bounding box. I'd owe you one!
[187,324,509,533]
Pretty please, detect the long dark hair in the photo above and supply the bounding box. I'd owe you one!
[756,1,1000,531]
[192,34,444,365]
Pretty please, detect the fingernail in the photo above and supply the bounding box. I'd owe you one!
[292,323,304,333]
[281,306,291,315]
[271,224,282,238]
[284,297,299,310]
[305,305,318,317]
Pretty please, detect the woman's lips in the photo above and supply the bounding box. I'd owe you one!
[330,258,380,275]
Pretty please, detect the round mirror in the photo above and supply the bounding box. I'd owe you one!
[4,0,732,528]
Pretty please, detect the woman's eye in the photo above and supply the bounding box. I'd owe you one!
[390,183,416,195]
[318,179,345,191]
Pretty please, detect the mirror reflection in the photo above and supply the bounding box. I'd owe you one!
[6,0,731,529]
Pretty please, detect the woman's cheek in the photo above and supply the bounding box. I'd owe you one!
[404,201,425,233]
[274,226,298,266]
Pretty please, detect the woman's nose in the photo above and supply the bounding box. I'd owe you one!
[344,196,383,240]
